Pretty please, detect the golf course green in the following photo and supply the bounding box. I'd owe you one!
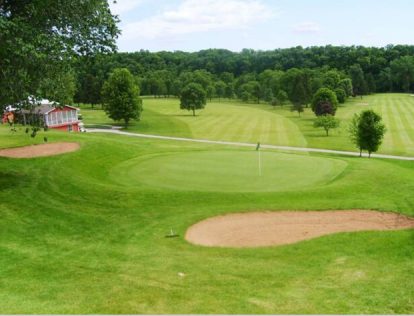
[0,93,413,314]
[112,150,348,192]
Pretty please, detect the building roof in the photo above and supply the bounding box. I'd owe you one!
[21,105,55,115]
[20,103,79,115]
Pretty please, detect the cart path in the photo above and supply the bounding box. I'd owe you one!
[86,128,414,161]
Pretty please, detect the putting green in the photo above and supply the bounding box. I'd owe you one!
[111,150,348,192]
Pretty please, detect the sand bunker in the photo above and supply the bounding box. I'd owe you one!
[0,142,80,158]
[356,102,370,106]
[185,210,414,248]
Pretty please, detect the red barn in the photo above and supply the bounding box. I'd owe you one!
[21,101,81,132]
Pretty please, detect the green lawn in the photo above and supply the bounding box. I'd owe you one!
[111,150,348,192]
[0,119,414,314]
[80,93,414,156]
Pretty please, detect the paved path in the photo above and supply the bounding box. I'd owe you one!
[87,128,414,161]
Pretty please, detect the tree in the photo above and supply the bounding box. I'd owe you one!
[0,0,119,109]
[276,90,289,106]
[172,79,183,97]
[291,103,304,117]
[314,115,340,136]
[101,68,142,128]
[263,88,274,103]
[289,80,307,107]
[334,88,347,104]
[349,110,387,157]
[349,64,365,98]
[241,91,251,103]
[206,85,216,101]
[323,70,341,90]
[249,81,263,103]
[221,72,235,84]
[271,98,279,109]
[180,83,207,116]
[365,73,376,94]
[314,101,334,116]
[358,110,387,157]
[311,88,339,116]
[390,56,414,92]
[224,83,235,101]
[42,70,77,105]
[214,81,226,101]
[340,78,353,97]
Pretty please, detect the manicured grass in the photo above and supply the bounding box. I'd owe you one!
[111,150,348,192]
[80,93,414,156]
[0,122,414,314]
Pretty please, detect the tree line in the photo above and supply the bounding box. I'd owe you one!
[74,45,414,106]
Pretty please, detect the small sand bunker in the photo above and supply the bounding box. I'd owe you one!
[356,102,370,106]
[0,142,80,158]
[185,210,414,248]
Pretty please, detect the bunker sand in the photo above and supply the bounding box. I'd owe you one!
[186,210,414,248]
[0,142,80,158]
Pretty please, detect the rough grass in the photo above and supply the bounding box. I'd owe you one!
[0,122,414,314]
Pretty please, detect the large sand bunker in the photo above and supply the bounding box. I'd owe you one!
[0,142,80,158]
[186,210,414,248]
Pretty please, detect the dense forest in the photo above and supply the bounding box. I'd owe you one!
[74,45,414,106]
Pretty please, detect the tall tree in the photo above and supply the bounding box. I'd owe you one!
[358,110,387,157]
[349,64,365,98]
[349,110,387,157]
[206,85,216,102]
[250,81,263,103]
[214,81,226,101]
[180,83,207,116]
[390,56,414,92]
[291,103,304,117]
[340,78,353,97]
[0,0,119,108]
[224,84,235,101]
[102,68,142,128]
[276,90,289,107]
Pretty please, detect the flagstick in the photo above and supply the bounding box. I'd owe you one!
[258,147,262,177]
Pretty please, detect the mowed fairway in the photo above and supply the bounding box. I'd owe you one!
[0,122,414,314]
[81,93,414,157]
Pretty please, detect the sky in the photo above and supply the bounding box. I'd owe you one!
[109,0,414,53]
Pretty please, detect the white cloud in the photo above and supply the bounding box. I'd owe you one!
[109,0,145,15]
[121,0,279,40]
[291,22,322,34]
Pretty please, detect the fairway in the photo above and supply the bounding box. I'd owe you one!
[112,150,348,192]
[81,93,414,157]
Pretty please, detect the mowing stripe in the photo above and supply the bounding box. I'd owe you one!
[386,98,404,153]
[380,99,394,153]
[389,99,413,152]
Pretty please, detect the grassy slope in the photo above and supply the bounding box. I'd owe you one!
[0,125,414,314]
[80,94,414,156]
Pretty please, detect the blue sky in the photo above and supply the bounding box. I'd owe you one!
[110,0,414,52]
